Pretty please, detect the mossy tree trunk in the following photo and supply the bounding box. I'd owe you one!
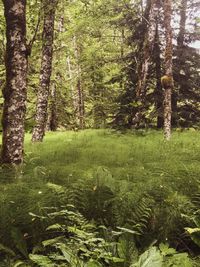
[1,0,28,164]
[32,0,57,142]
[163,0,173,140]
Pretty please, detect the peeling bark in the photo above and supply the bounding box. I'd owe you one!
[32,0,57,142]
[1,0,28,164]
[163,0,173,140]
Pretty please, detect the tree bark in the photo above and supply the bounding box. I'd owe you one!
[172,0,187,127]
[32,0,57,142]
[136,0,157,98]
[163,0,174,140]
[73,37,85,129]
[46,80,57,131]
[154,19,163,128]
[1,0,28,164]
[132,0,158,127]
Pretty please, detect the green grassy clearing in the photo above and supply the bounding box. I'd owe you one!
[1,129,200,265]
[22,129,200,194]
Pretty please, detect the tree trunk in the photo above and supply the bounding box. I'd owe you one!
[132,0,158,127]
[173,0,187,127]
[163,0,173,140]
[73,37,85,129]
[77,78,85,129]
[177,0,187,48]
[32,0,57,142]
[154,19,163,128]
[46,81,57,131]
[1,0,28,164]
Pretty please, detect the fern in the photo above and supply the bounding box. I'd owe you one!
[28,205,123,267]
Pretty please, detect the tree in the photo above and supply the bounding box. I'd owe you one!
[163,0,174,140]
[153,18,163,128]
[1,0,28,164]
[32,0,57,142]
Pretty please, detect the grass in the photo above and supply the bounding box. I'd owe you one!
[19,129,200,195]
[0,129,200,256]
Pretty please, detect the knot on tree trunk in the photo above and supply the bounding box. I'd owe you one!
[161,75,173,89]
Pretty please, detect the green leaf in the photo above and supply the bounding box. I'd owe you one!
[46,223,64,231]
[159,243,176,256]
[132,247,163,267]
[185,227,200,234]
[86,260,103,267]
[42,236,63,247]
[29,254,55,267]
[0,243,15,256]
[11,227,28,258]
[116,226,138,235]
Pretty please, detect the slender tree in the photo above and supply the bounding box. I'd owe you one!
[46,80,58,131]
[162,0,173,140]
[172,0,187,127]
[1,0,28,164]
[73,37,85,129]
[132,0,158,127]
[32,0,57,142]
[154,19,163,128]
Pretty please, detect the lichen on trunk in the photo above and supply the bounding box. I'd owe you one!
[163,0,173,140]
[32,0,57,142]
[1,0,28,164]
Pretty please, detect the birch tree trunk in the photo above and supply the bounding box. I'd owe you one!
[32,0,57,142]
[163,0,174,140]
[132,0,158,127]
[1,0,28,164]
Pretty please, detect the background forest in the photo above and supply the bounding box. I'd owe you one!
[0,0,200,266]
[0,0,199,132]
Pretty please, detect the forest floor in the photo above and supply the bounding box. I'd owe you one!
[1,129,200,265]
[24,129,200,193]
[1,128,200,196]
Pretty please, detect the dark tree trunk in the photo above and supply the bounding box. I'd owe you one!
[1,0,28,164]
[74,37,85,129]
[173,0,187,127]
[32,0,57,142]
[46,81,58,131]
[77,78,85,129]
[163,0,173,140]
[154,19,163,128]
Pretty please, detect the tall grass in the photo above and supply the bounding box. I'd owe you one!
[0,129,200,258]
[21,129,200,195]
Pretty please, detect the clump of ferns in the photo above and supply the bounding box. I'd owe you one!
[112,194,155,248]
[67,179,90,215]
[67,168,117,226]
[183,188,200,252]
[154,192,195,252]
[27,205,123,266]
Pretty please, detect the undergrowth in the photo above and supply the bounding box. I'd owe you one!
[0,129,200,266]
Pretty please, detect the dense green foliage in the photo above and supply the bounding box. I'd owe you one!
[1,130,200,265]
[0,0,200,265]
[0,0,199,130]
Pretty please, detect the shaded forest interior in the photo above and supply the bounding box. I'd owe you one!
[0,0,200,266]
